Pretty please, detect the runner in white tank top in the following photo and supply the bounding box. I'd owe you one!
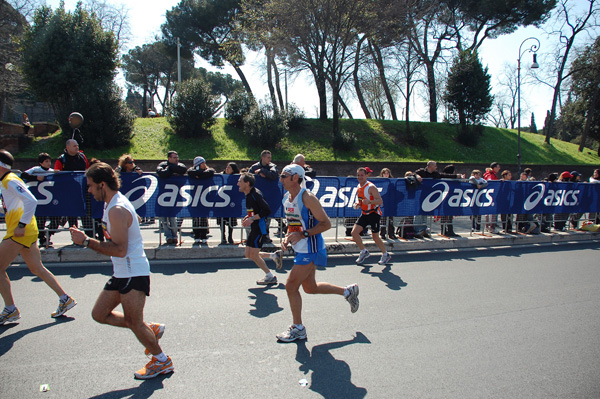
[69,162,173,380]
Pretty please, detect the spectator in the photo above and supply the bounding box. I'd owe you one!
[22,113,33,135]
[156,151,187,244]
[115,154,142,174]
[218,162,240,244]
[188,156,215,244]
[589,169,600,183]
[20,153,57,247]
[53,139,92,237]
[415,160,463,179]
[483,162,501,233]
[365,167,374,177]
[524,167,535,181]
[377,168,396,240]
[569,171,583,229]
[469,170,488,232]
[440,164,461,237]
[519,172,528,181]
[292,153,317,178]
[552,172,573,231]
[249,150,278,243]
[500,170,514,233]
[249,150,278,181]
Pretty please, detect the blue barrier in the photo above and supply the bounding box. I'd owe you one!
[24,173,600,218]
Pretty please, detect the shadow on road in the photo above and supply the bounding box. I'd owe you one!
[360,264,407,291]
[248,286,285,318]
[0,317,74,357]
[294,332,371,399]
[87,373,173,399]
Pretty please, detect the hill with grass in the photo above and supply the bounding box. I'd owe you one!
[16,117,600,166]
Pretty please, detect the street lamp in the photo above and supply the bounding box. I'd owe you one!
[517,37,540,175]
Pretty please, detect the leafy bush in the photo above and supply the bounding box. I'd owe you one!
[63,83,135,148]
[243,102,288,148]
[167,78,220,138]
[332,130,356,151]
[282,104,305,130]
[225,90,257,128]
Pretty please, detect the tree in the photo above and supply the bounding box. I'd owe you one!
[444,50,493,129]
[162,0,254,97]
[0,0,28,121]
[567,36,600,153]
[530,112,538,133]
[538,0,600,144]
[21,3,133,148]
[167,77,220,137]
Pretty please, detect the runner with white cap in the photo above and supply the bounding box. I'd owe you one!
[276,164,359,342]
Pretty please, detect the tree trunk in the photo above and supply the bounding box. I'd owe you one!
[353,36,371,119]
[339,95,353,119]
[233,65,254,100]
[142,84,148,117]
[271,59,285,111]
[425,61,438,122]
[579,84,600,152]
[266,50,279,113]
[332,81,340,136]
[317,73,327,120]
[369,40,397,120]
[0,93,6,121]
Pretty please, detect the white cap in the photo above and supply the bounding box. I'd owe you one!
[193,156,206,167]
[282,164,305,179]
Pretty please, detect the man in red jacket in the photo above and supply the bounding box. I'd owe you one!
[483,162,501,233]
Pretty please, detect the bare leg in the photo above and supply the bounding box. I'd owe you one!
[371,232,387,253]
[351,225,365,250]
[20,242,66,297]
[0,239,23,307]
[244,246,272,274]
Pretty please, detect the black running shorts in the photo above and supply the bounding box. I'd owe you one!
[104,276,150,296]
[355,212,381,233]
[246,225,264,249]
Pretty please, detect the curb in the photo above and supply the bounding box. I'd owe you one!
[18,230,600,265]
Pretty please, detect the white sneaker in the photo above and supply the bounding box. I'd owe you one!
[378,252,392,265]
[345,284,359,313]
[51,296,77,318]
[271,250,283,270]
[355,250,370,264]
[276,325,307,342]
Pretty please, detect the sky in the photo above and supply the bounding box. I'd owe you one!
[43,0,584,128]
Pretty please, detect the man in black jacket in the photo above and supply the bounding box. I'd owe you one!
[156,151,187,244]
[187,156,215,244]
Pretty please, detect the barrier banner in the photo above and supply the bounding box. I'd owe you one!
[24,173,600,218]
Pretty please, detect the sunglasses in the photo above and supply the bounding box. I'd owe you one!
[280,174,292,179]
[126,160,135,164]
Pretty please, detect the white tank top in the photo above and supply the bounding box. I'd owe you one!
[103,191,149,278]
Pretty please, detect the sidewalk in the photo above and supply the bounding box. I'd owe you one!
[14,218,600,264]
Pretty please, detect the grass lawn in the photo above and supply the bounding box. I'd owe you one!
[16,117,600,165]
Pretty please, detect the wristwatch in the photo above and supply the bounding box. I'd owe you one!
[303,230,310,238]
[17,222,27,228]
[82,238,90,247]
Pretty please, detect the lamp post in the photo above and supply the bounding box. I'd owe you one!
[517,37,540,175]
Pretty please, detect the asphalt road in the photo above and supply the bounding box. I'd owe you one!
[1,242,599,399]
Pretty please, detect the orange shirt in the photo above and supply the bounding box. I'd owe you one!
[357,181,382,215]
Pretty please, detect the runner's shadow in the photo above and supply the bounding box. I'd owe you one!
[295,332,370,399]
[248,286,284,318]
[0,317,74,357]
[87,373,173,399]
[360,265,407,291]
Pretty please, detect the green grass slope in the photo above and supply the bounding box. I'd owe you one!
[17,117,600,165]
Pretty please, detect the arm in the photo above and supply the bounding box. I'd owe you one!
[156,162,172,178]
[254,192,271,219]
[363,185,384,206]
[262,164,279,181]
[8,180,38,237]
[70,206,131,257]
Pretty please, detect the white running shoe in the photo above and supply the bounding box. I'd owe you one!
[345,284,360,313]
[355,250,370,264]
[271,250,283,270]
[276,325,307,342]
[51,296,77,318]
[378,252,392,265]
[0,307,21,325]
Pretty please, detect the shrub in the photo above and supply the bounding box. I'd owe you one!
[243,102,288,148]
[225,90,257,128]
[63,83,135,149]
[282,104,305,130]
[167,78,220,138]
[332,130,356,151]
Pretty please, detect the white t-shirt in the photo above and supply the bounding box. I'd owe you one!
[103,191,149,278]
